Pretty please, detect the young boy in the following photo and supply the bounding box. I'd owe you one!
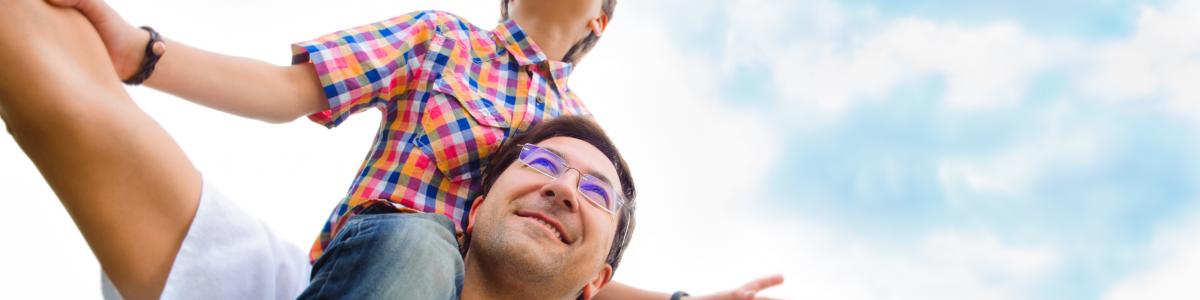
[48,0,781,298]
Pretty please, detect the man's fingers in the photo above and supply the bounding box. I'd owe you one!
[739,274,785,292]
[691,276,785,300]
[44,0,80,8]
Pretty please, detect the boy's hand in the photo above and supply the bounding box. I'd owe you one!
[687,274,785,300]
[44,0,162,80]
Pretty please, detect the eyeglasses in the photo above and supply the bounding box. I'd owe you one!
[518,143,624,215]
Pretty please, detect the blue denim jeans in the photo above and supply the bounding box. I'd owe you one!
[298,206,464,300]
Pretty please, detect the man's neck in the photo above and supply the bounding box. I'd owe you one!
[460,257,522,300]
[511,15,578,63]
[460,254,567,300]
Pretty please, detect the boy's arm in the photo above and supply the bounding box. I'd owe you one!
[47,0,327,123]
[146,39,327,123]
[596,276,784,300]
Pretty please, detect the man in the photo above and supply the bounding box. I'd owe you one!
[0,4,632,300]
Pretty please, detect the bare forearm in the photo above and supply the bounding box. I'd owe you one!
[144,39,327,123]
[596,281,671,300]
[597,275,786,300]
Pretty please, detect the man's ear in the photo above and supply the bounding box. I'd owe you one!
[466,195,485,234]
[588,14,608,37]
[579,264,613,299]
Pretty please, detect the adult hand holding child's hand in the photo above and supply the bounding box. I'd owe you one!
[45,0,164,81]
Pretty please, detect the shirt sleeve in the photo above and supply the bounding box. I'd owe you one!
[291,11,438,128]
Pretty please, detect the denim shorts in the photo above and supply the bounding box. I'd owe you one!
[298,205,464,300]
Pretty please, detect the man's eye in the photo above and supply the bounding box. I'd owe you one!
[529,157,560,174]
[580,183,611,208]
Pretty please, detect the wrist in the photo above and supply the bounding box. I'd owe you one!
[670,291,690,300]
[122,26,165,85]
[115,24,150,79]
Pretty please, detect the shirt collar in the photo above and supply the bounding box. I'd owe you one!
[494,20,574,94]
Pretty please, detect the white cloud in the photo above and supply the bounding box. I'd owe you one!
[921,231,1059,282]
[786,19,1061,120]
[1082,0,1200,121]
[720,0,849,69]
[933,0,1199,207]
[705,1,1064,127]
[937,102,1104,201]
[856,230,1058,300]
[1102,208,1200,300]
[937,131,1099,199]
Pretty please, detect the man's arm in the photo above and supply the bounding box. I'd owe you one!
[596,275,785,300]
[46,0,327,123]
[2,0,204,298]
[595,282,671,299]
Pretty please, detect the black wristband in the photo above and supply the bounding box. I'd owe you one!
[670,291,690,300]
[123,26,164,85]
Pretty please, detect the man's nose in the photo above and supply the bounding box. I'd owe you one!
[541,169,581,212]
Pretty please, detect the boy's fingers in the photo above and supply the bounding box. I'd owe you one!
[46,0,115,27]
[71,0,114,25]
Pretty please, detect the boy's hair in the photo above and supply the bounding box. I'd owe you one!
[500,0,617,64]
[465,115,637,277]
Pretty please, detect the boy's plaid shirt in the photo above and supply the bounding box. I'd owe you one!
[291,10,589,261]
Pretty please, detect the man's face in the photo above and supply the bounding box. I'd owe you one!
[467,136,622,298]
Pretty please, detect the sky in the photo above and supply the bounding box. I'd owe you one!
[1,0,1199,299]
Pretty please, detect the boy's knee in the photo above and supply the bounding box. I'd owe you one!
[312,213,462,298]
[364,214,459,254]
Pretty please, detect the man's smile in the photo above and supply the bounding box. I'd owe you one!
[515,210,571,244]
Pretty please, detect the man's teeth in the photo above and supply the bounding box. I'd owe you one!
[532,217,562,240]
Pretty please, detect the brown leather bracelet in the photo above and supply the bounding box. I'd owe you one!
[123,26,164,85]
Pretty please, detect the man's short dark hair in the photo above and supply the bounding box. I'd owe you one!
[500,0,617,64]
[465,115,636,277]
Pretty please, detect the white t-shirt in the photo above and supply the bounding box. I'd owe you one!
[101,178,310,299]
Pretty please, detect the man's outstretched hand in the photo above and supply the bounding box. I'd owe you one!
[688,274,785,300]
[44,0,163,80]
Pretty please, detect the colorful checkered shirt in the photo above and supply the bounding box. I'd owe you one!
[291,10,589,262]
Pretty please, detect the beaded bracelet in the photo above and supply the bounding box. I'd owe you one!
[122,26,164,85]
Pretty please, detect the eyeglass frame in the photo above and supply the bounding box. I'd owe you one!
[517,143,626,216]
